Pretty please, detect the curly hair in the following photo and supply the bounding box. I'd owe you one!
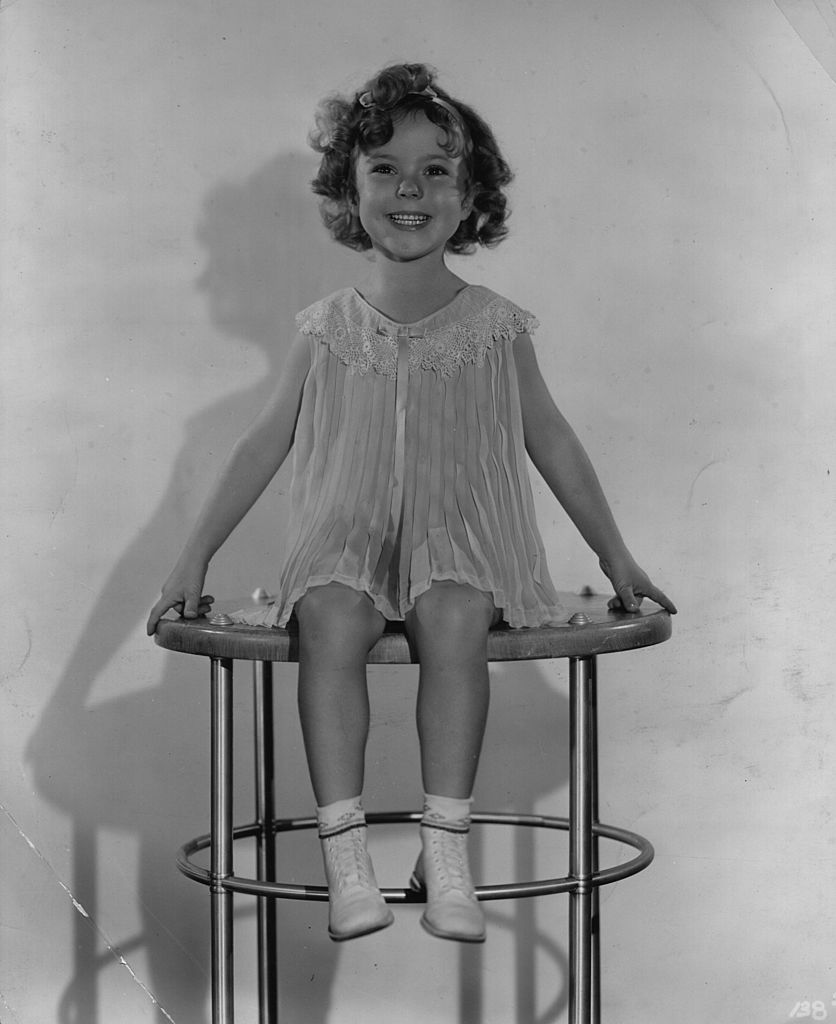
[309,63,513,255]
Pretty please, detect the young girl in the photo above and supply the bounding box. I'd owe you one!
[147,63,675,945]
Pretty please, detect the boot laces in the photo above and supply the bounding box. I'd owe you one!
[323,827,374,893]
[426,828,472,895]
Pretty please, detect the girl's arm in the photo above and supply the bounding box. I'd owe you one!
[513,334,676,614]
[146,332,311,634]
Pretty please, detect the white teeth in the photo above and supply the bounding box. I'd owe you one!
[389,213,429,225]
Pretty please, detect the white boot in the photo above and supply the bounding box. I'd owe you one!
[320,825,394,941]
[410,825,485,942]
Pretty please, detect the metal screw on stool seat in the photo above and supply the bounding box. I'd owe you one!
[568,612,592,625]
[209,613,234,626]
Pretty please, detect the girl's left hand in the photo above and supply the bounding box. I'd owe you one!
[599,554,677,615]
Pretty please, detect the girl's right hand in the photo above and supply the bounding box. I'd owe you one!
[146,563,214,636]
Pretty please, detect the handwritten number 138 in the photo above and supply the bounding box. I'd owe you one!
[790,1001,832,1020]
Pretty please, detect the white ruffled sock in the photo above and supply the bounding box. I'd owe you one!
[421,793,472,833]
[316,796,365,838]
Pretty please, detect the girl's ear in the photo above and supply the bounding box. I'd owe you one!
[460,182,479,221]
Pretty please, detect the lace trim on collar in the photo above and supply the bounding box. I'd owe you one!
[295,288,539,379]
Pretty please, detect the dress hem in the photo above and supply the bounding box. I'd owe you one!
[230,572,566,631]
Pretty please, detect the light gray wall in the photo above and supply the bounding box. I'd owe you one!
[3,1,834,1021]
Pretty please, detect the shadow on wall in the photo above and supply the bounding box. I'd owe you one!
[24,148,573,1023]
[23,149,351,1024]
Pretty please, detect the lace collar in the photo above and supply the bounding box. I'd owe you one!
[296,286,538,379]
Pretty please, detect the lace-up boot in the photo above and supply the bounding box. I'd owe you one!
[410,822,485,943]
[320,823,394,941]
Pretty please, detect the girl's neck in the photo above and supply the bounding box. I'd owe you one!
[357,256,468,324]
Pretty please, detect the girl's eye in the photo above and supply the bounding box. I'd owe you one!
[370,164,396,174]
[425,165,449,176]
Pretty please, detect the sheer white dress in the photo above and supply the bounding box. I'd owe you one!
[231,285,565,629]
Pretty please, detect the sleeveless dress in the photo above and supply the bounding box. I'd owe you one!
[232,284,565,629]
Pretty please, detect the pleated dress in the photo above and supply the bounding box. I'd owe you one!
[234,284,566,629]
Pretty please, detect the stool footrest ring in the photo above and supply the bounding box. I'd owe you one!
[177,810,654,902]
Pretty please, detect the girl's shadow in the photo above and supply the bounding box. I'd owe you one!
[24,150,355,1024]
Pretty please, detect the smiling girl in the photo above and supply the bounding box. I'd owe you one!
[148,62,675,944]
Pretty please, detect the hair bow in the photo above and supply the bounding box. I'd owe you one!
[359,85,443,110]
[358,85,466,138]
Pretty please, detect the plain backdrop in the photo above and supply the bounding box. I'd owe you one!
[2,1,834,1022]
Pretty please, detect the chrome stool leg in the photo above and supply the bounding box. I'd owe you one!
[589,659,601,1024]
[253,661,278,1024]
[569,655,594,1024]
[211,657,235,1024]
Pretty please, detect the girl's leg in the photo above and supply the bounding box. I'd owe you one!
[405,581,497,798]
[295,582,387,805]
[404,582,498,942]
[295,583,392,940]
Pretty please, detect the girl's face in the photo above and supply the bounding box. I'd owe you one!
[353,111,473,265]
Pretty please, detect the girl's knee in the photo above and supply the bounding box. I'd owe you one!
[296,583,385,649]
[408,582,497,642]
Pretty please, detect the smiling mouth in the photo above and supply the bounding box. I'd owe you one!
[387,213,431,228]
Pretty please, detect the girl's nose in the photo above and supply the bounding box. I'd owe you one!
[397,177,422,198]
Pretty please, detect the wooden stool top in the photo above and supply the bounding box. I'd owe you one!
[154,591,671,664]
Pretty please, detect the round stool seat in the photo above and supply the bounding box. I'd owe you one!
[155,589,671,664]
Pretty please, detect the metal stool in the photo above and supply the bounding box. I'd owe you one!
[154,590,671,1024]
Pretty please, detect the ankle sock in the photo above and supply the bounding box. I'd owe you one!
[317,796,365,838]
[421,793,472,834]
